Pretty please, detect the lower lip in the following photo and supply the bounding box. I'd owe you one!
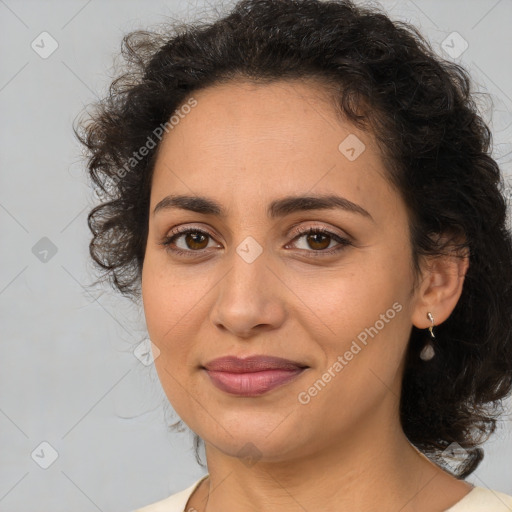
[204,368,306,396]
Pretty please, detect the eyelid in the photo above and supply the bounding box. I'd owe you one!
[167,223,217,240]
[287,222,352,241]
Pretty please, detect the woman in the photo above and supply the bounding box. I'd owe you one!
[75,0,512,510]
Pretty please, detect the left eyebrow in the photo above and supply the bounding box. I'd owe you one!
[152,193,374,222]
[268,194,373,222]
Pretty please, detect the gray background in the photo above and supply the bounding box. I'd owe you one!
[1,0,511,510]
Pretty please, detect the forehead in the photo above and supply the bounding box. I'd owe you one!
[163,78,345,146]
[150,79,397,222]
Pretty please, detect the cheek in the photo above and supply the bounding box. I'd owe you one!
[141,254,215,396]
[141,261,200,410]
[287,262,403,340]
[142,253,199,340]
[293,278,409,432]
[288,251,412,388]
[141,260,169,340]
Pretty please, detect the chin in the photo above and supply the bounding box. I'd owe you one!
[196,417,309,463]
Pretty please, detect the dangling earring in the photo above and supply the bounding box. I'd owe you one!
[420,312,436,361]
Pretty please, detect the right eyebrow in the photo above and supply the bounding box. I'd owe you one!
[153,193,374,222]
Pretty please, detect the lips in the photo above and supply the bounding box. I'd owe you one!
[203,355,307,372]
[202,355,308,396]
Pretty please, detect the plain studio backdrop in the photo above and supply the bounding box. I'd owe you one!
[0,0,511,510]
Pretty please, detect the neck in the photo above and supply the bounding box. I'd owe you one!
[189,394,473,512]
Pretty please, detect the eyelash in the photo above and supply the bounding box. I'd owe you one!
[159,225,352,258]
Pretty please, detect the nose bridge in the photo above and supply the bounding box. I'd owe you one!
[220,237,269,306]
[209,236,286,335]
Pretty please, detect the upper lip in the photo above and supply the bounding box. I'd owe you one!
[202,355,308,373]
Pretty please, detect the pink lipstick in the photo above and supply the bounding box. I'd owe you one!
[202,355,308,396]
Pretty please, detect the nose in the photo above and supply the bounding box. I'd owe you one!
[209,245,287,339]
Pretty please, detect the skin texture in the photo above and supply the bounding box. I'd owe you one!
[141,79,472,512]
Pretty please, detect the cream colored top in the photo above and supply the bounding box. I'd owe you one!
[134,475,512,512]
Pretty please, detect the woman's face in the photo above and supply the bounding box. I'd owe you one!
[142,79,422,461]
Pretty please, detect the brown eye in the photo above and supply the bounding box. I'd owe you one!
[184,232,209,250]
[305,232,331,250]
[160,227,219,256]
[288,227,352,256]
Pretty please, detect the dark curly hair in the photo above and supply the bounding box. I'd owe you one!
[74,0,512,478]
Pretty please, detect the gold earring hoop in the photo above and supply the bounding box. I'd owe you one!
[420,312,436,361]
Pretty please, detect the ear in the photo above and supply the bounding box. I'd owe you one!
[411,238,470,329]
